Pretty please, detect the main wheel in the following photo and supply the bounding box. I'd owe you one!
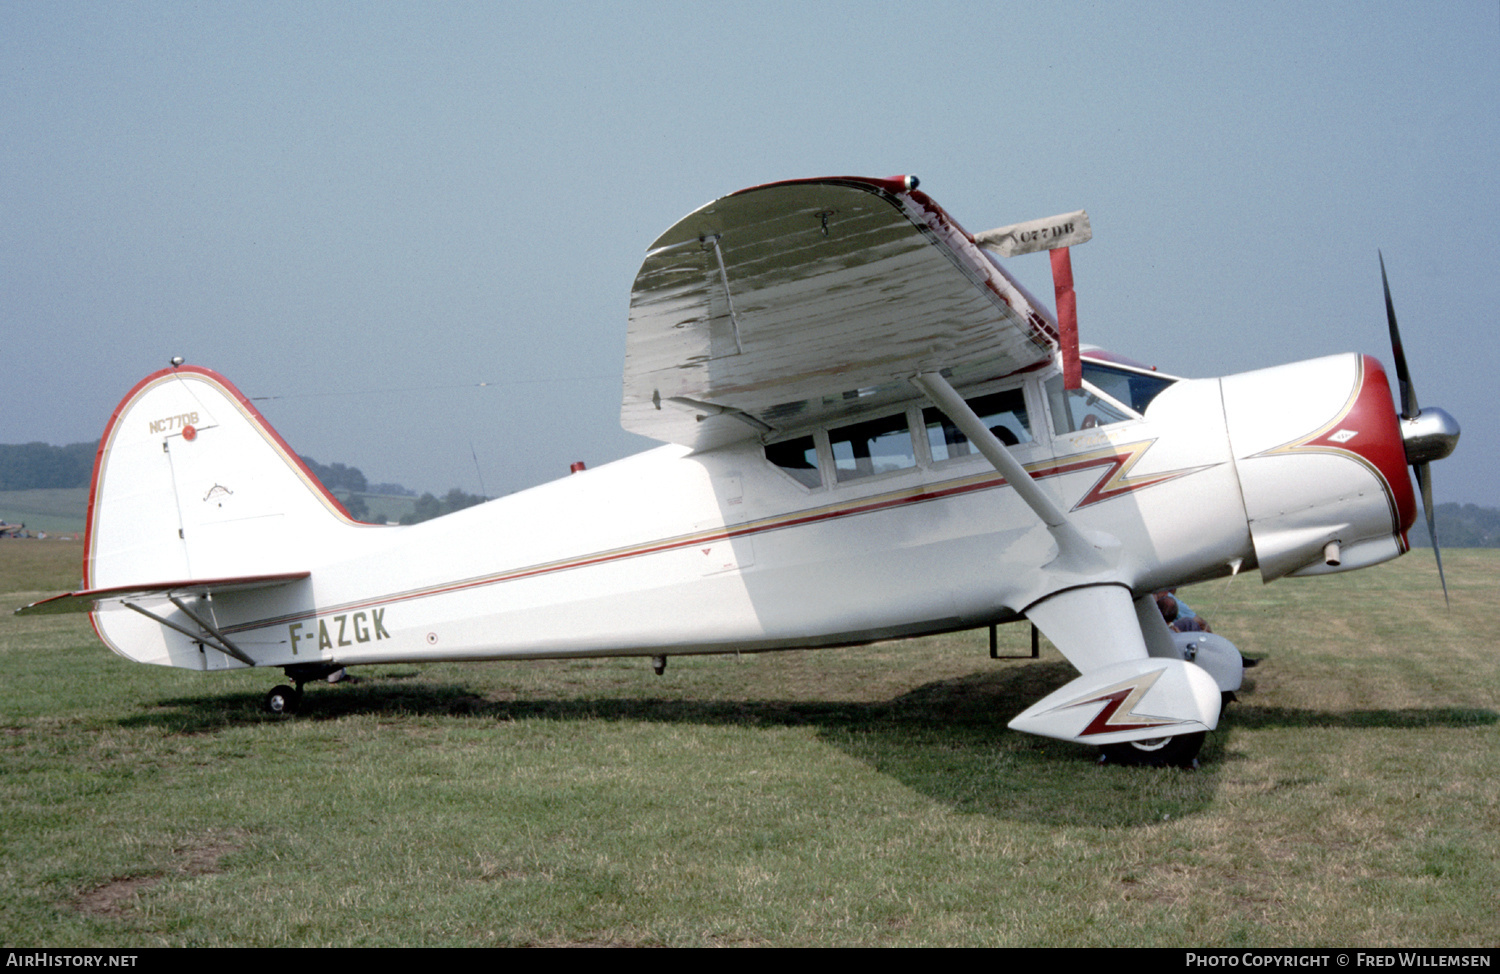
[264,685,301,715]
[1100,731,1205,768]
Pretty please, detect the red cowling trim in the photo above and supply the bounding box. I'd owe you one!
[1354,355,1418,535]
[1297,356,1417,536]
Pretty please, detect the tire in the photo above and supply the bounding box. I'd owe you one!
[1100,731,1205,768]
[264,685,301,715]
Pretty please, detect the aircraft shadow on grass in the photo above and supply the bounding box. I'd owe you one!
[1227,703,1496,731]
[129,660,1080,733]
[62,665,1344,829]
[120,659,1496,828]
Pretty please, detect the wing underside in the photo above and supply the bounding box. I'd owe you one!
[622,176,1060,449]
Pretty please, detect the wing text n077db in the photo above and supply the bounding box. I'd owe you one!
[622,176,1059,450]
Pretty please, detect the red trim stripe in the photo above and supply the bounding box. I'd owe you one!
[222,441,1205,635]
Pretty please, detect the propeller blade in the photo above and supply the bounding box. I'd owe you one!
[1379,251,1418,419]
[1381,254,1453,606]
[1414,462,1449,608]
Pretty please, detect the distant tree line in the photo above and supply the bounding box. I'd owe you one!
[400,488,487,524]
[298,456,368,494]
[0,442,482,527]
[1409,503,1500,548]
[0,442,96,490]
[296,456,484,524]
[5,442,1487,541]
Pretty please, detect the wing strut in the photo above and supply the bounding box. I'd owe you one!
[913,370,1222,747]
[122,598,256,666]
[911,371,1103,574]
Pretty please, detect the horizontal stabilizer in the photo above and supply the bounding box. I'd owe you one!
[17,571,310,617]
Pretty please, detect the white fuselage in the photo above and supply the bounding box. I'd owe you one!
[88,351,1411,675]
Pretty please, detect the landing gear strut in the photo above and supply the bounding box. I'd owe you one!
[262,662,346,714]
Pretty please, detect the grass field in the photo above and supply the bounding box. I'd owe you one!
[0,488,89,536]
[2,540,1495,947]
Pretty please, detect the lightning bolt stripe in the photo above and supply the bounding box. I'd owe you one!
[1045,669,1191,737]
[1042,440,1214,512]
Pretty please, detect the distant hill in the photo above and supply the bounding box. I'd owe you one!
[0,442,482,529]
[1408,502,1500,548]
[0,488,89,536]
[3,441,1491,543]
[0,442,421,495]
[297,455,368,494]
[0,442,96,490]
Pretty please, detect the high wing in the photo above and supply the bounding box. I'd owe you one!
[622,176,1060,450]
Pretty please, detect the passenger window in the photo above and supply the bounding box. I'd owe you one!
[829,413,917,482]
[924,388,1032,461]
[764,435,822,488]
[1046,376,1130,435]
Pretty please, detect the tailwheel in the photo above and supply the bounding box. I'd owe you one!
[1100,731,1205,768]
[264,684,302,715]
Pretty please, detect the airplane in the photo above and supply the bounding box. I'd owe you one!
[17,175,1460,767]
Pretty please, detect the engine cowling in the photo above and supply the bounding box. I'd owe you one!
[1220,354,1415,581]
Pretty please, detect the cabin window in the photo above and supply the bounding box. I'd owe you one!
[1081,362,1175,415]
[829,412,917,482]
[923,387,1033,461]
[764,435,822,488]
[1045,375,1131,435]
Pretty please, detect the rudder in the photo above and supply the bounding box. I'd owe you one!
[86,365,365,593]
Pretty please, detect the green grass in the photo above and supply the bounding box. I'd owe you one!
[2,540,1495,946]
[0,488,88,536]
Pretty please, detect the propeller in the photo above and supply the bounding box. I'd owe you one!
[1380,252,1461,605]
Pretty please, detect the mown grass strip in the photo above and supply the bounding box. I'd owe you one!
[2,541,1495,946]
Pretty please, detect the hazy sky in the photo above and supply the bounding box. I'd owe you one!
[3,2,1496,506]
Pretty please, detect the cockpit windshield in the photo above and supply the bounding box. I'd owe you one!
[1080,361,1176,415]
[1045,377,1131,435]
